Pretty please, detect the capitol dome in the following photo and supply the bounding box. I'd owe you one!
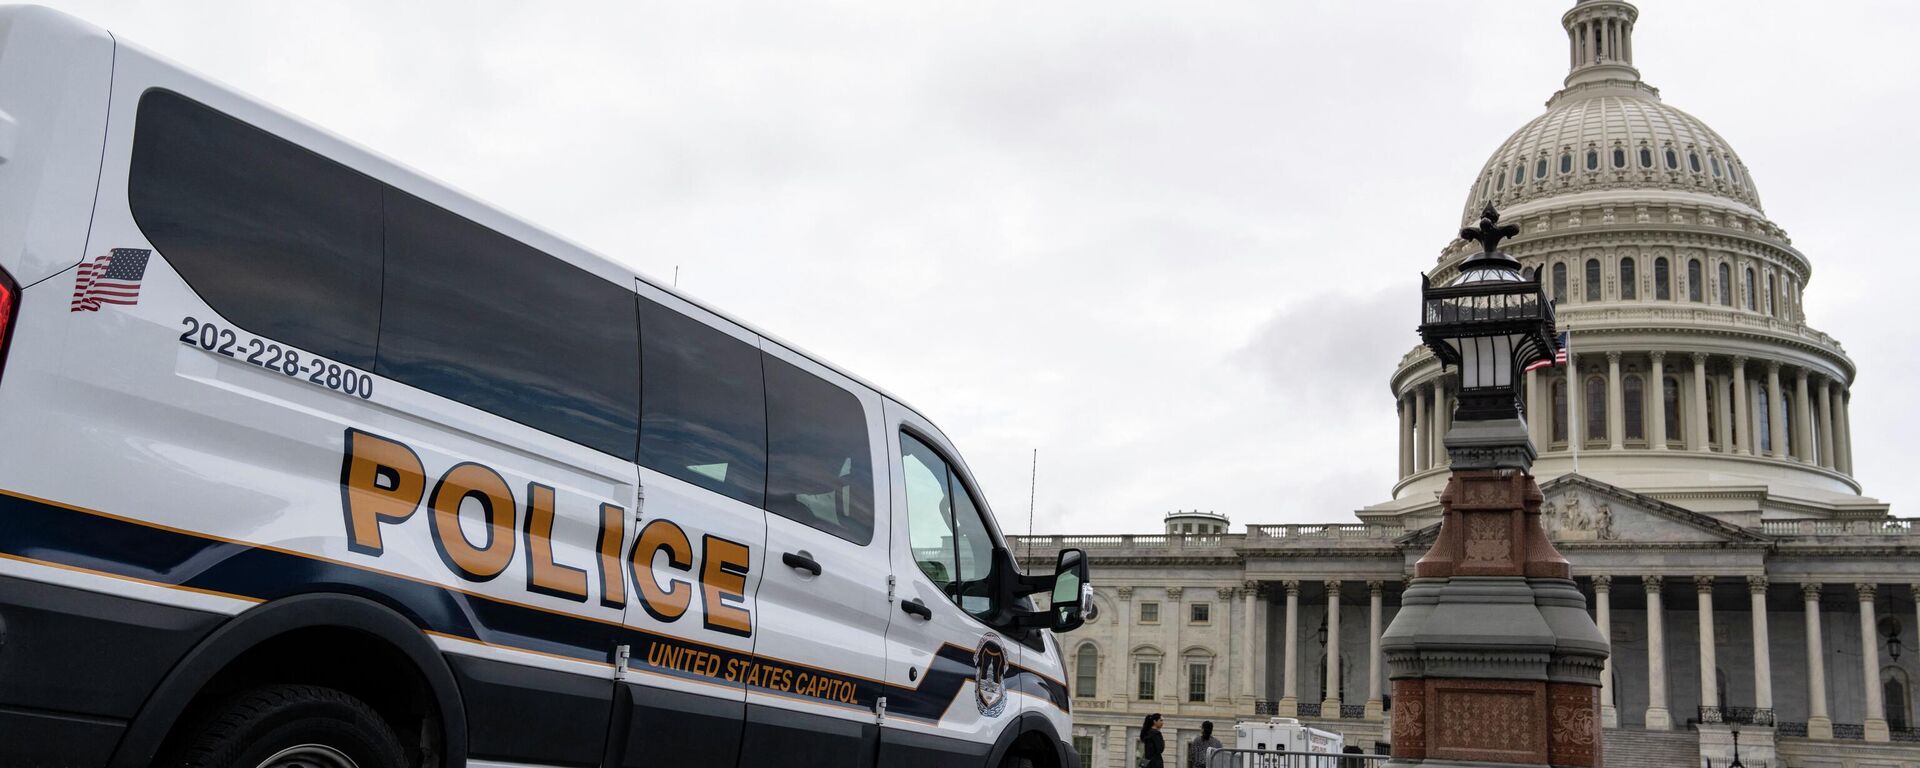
[1377,0,1878,523]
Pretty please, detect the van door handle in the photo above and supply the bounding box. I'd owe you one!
[901,598,932,620]
[782,551,822,576]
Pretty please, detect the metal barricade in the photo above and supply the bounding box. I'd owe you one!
[1204,748,1389,768]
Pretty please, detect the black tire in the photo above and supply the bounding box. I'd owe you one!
[172,684,407,768]
[1001,755,1035,768]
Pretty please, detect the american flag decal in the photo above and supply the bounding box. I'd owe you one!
[70,248,152,312]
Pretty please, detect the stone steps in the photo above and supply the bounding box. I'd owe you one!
[1605,728,1698,767]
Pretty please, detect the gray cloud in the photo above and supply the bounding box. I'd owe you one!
[46,0,1920,533]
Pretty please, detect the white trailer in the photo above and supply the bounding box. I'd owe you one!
[1233,717,1344,755]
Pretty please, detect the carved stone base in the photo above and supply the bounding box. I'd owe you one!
[1865,717,1891,742]
[1365,698,1385,721]
[1808,715,1833,740]
[1277,696,1299,718]
[1645,705,1672,731]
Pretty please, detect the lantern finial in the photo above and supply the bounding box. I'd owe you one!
[1459,204,1520,254]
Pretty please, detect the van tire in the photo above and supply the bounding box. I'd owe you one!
[1000,756,1035,768]
[172,684,407,768]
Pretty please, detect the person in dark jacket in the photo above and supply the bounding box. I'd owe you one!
[1138,713,1165,768]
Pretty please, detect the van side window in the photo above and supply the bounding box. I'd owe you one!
[377,192,640,459]
[637,296,766,506]
[764,354,874,544]
[129,89,382,370]
[901,432,996,620]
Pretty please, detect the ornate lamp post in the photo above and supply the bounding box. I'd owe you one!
[1381,206,1610,767]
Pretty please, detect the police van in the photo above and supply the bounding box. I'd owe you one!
[0,6,1092,767]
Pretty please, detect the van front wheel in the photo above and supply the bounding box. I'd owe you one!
[173,684,407,768]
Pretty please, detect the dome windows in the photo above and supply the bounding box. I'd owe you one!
[1688,151,1702,173]
[1746,267,1758,310]
[1710,155,1723,177]
[1613,147,1627,169]
[1665,148,1679,170]
[1560,152,1573,175]
[1620,257,1637,300]
[1717,263,1733,306]
[1515,164,1527,185]
[1640,146,1654,168]
[1496,167,1506,191]
[1584,258,1601,301]
[1552,262,1568,305]
[1536,157,1549,180]
[1654,257,1672,300]
[1688,258,1704,302]
[1586,149,1599,171]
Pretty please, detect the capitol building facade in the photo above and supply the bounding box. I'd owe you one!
[1013,3,1919,767]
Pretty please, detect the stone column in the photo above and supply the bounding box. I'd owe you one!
[1728,374,1743,453]
[1858,584,1890,741]
[1570,355,1585,446]
[1692,353,1711,452]
[1415,386,1430,472]
[1817,381,1836,469]
[1114,586,1133,708]
[1650,352,1668,450]
[1595,575,1618,728]
[1606,352,1624,449]
[1366,581,1385,720]
[1252,582,1268,701]
[1165,587,1183,704]
[1767,362,1786,459]
[1696,577,1719,714]
[1803,582,1833,739]
[1748,577,1773,715]
[1838,389,1854,473]
[1794,368,1813,461]
[1399,395,1413,478]
[1280,580,1301,716]
[1645,576,1671,730]
[1435,383,1452,469]
[1241,582,1257,704]
[1322,580,1342,714]
[1732,357,1750,455]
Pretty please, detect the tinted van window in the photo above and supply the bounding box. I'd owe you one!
[764,354,873,544]
[637,296,766,506]
[378,192,639,458]
[129,89,382,369]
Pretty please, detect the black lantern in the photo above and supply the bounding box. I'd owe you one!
[1418,205,1559,468]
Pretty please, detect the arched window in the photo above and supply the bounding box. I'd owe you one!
[1613,147,1628,168]
[1585,375,1608,445]
[1586,149,1599,171]
[1767,273,1777,316]
[1746,267,1758,310]
[1640,146,1654,168]
[1551,379,1568,443]
[1663,377,1682,446]
[1552,262,1568,305]
[1536,157,1549,179]
[1560,152,1573,175]
[1620,257,1637,299]
[1665,148,1679,169]
[1718,263,1733,306]
[1756,387,1771,453]
[1585,259,1601,301]
[1514,164,1526,185]
[1782,392,1794,452]
[1624,375,1645,441]
[1655,257,1672,300]
[1688,259,1704,302]
[1075,644,1099,698]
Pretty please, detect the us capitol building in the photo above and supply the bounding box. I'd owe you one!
[1013,2,1918,767]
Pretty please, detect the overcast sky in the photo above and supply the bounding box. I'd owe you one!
[46,0,1920,534]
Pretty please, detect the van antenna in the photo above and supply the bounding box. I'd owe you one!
[1025,448,1037,560]
[673,266,679,287]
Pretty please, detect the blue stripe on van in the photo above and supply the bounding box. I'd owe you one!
[0,490,1066,723]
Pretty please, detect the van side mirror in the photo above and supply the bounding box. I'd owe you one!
[1046,549,1091,632]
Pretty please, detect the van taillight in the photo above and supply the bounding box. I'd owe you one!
[0,269,17,382]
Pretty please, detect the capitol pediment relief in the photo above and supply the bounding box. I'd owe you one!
[1536,475,1765,545]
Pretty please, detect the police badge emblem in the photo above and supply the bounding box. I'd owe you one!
[972,635,1009,717]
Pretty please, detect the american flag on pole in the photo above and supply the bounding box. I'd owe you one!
[70,248,151,312]
[1524,331,1570,372]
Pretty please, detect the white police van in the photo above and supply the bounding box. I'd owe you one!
[0,6,1092,767]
